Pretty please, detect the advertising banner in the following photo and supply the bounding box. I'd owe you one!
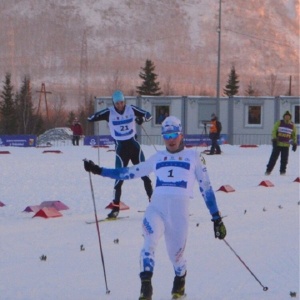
[84,135,115,146]
[0,135,36,147]
[184,134,228,147]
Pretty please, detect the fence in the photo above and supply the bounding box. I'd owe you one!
[232,134,271,145]
[140,134,272,146]
[0,134,287,147]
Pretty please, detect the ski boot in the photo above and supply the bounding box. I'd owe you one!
[171,272,186,299]
[107,202,120,219]
[139,271,153,300]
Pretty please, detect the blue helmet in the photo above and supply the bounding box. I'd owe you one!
[112,90,125,103]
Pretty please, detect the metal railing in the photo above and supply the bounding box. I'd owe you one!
[140,134,272,146]
[232,134,271,145]
[34,134,273,147]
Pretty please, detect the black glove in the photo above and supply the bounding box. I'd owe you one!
[272,139,277,148]
[212,212,226,240]
[292,144,297,152]
[83,159,102,175]
[135,116,144,125]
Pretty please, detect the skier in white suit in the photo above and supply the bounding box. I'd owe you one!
[84,116,227,300]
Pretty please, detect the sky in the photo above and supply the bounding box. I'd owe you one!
[0,144,299,300]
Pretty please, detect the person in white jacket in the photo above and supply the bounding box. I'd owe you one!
[84,116,227,300]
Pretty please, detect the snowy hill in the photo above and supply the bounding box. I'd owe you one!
[0,0,299,106]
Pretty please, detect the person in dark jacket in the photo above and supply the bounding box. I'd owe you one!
[208,113,222,155]
[71,117,83,146]
[87,90,153,218]
[265,110,297,175]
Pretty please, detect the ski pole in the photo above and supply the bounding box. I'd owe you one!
[97,135,100,165]
[223,239,268,291]
[141,124,157,152]
[88,170,110,294]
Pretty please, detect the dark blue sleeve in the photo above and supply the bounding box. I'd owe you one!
[131,105,152,122]
[88,108,110,122]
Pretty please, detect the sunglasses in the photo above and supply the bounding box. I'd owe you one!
[162,132,180,140]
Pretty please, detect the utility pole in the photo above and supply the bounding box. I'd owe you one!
[7,17,17,88]
[216,0,222,101]
[288,75,292,96]
[36,83,52,121]
[79,29,88,107]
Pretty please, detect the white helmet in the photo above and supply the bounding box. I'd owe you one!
[161,116,182,134]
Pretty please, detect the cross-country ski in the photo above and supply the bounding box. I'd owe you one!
[85,216,129,224]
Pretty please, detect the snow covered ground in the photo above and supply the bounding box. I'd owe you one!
[0,144,299,300]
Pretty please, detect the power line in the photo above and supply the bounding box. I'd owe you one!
[224,28,295,48]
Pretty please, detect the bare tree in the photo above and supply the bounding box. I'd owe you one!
[163,76,175,95]
[264,73,285,96]
[266,73,277,96]
[127,88,136,96]
[245,80,256,96]
[48,93,68,127]
[198,88,211,96]
[107,70,124,95]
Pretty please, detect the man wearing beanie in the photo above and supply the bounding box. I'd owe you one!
[87,90,153,218]
[265,110,297,175]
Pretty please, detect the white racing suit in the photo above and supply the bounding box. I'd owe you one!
[100,148,219,277]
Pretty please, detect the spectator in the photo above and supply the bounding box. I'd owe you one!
[71,117,83,146]
[265,110,297,175]
[156,108,167,124]
[208,113,222,155]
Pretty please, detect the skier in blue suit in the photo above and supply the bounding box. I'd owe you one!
[84,116,226,300]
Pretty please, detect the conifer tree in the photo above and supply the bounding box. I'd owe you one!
[245,81,256,96]
[223,65,239,97]
[17,75,35,134]
[0,73,17,134]
[136,59,162,96]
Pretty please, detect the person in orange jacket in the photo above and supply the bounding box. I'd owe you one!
[208,113,222,155]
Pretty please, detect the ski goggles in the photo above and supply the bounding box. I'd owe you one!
[162,132,180,140]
